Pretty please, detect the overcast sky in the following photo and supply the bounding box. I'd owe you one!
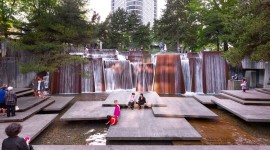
[87,0,166,22]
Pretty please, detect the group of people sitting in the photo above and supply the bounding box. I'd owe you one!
[0,85,17,117]
[106,93,147,126]
[127,93,146,110]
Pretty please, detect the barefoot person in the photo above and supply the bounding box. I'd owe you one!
[32,77,38,97]
[128,93,135,110]
[106,115,118,125]
[114,100,120,117]
[2,123,31,150]
[37,77,46,98]
[241,78,247,92]
[137,93,146,109]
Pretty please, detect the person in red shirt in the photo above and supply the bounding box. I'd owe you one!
[106,115,118,125]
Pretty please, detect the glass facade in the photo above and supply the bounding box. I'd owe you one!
[111,0,157,26]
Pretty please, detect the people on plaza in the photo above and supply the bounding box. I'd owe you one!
[0,86,7,115]
[159,42,164,52]
[128,93,136,110]
[32,77,38,97]
[2,123,32,150]
[137,93,146,110]
[232,74,239,80]
[5,86,17,117]
[37,77,46,98]
[106,115,118,125]
[241,78,247,92]
[114,100,120,117]
[164,44,167,52]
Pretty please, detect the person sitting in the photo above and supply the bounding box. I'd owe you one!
[106,115,118,125]
[5,87,17,117]
[231,74,239,80]
[2,123,31,150]
[137,93,146,109]
[128,93,135,110]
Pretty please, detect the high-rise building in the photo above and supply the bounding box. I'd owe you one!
[111,0,157,26]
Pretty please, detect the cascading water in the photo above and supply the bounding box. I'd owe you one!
[81,62,94,93]
[202,52,227,94]
[181,55,192,92]
[194,56,203,93]
[59,64,81,94]
[92,58,105,92]
[103,60,133,91]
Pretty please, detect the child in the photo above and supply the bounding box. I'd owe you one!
[114,100,120,117]
[241,78,247,92]
[106,115,118,125]
[128,93,135,110]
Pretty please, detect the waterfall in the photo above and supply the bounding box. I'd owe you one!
[92,58,105,92]
[194,57,203,93]
[81,62,94,93]
[59,64,81,94]
[103,60,133,91]
[181,59,192,92]
[202,52,227,94]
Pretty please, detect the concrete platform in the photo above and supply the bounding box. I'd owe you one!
[0,114,57,145]
[221,90,270,101]
[255,88,270,95]
[0,99,55,123]
[106,109,201,140]
[103,91,166,107]
[32,145,270,150]
[43,96,74,111]
[17,90,34,97]
[13,88,32,93]
[17,96,50,112]
[212,99,270,122]
[152,97,218,119]
[220,93,270,105]
[60,101,115,121]
[193,95,216,105]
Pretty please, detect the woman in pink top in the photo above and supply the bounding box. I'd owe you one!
[114,100,120,117]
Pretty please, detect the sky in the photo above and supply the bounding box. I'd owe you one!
[87,0,166,22]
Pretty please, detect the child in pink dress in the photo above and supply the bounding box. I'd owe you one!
[114,100,120,117]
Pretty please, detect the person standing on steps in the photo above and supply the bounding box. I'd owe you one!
[241,78,247,92]
[0,86,7,115]
[37,77,46,99]
[5,87,17,117]
[32,77,38,97]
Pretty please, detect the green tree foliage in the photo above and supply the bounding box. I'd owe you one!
[224,0,270,65]
[100,8,151,50]
[11,0,92,73]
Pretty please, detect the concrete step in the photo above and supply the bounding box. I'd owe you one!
[255,88,270,95]
[17,90,34,97]
[17,96,50,112]
[14,88,32,94]
[219,93,270,105]
[0,99,55,123]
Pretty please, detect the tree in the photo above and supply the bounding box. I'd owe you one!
[224,0,270,65]
[11,0,92,73]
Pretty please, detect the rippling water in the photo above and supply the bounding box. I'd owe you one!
[32,93,270,145]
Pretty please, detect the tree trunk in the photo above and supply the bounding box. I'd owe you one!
[224,41,228,51]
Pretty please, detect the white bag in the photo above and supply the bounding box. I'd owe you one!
[15,106,20,111]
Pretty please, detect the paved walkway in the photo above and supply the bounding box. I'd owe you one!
[60,101,114,121]
[0,99,54,123]
[193,95,216,105]
[0,114,57,146]
[103,91,166,107]
[221,90,270,100]
[106,109,201,140]
[43,96,74,111]
[152,97,218,119]
[17,97,49,111]
[212,99,270,122]
[32,145,270,150]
